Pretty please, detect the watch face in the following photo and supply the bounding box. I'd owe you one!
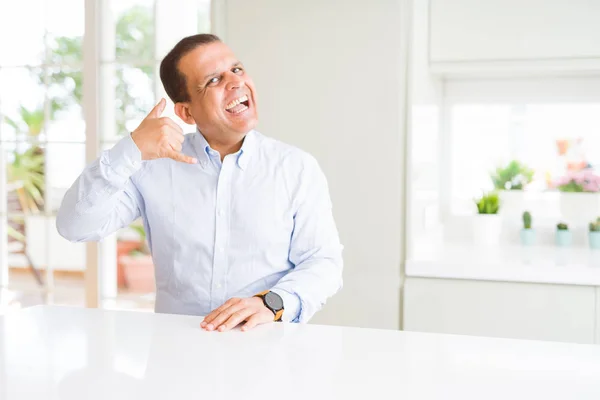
[265,292,283,311]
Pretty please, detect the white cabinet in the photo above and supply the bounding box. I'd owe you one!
[429,0,600,75]
[404,277,597,344]
[597,287,600,344]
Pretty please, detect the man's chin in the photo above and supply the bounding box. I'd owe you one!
[230,118,258,135]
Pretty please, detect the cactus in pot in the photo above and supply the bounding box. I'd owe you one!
[555,222,571,247]
[589,217,600,249]
[520,211,535,246]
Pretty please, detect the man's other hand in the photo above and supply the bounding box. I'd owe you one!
[200,297,275,332]
[131,98,197,164]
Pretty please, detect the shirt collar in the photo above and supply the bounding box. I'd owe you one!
[192,129,257,170]
[237,130,256,170]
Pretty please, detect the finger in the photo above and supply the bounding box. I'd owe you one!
[202,299,237,328]
[209,302,247,331]
[165,149,197,164]
[146,98,166,119]
[160,117,184,137]
[241,313,270,332]
[218,308,255,332]
[168,137,182,153]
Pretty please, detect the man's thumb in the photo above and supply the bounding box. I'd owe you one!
[147,98,166,119]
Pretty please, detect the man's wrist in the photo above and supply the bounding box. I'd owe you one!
[107,134,143,178]
[270,288,301,323]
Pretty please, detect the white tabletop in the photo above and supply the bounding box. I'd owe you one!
[1,306,600,399]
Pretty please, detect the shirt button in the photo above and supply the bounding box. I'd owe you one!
[216,283,222,289]
[217,208,223,216]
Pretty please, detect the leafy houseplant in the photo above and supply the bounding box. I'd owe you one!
[520,211,535,246]
[472,191,502,246]
[552,169,600,229]
[553,169,600,193]
[589,217,600,250]
[7,147,45,214]
[491,160,535,191]
[555,222,572,247]
[475,191,500,214]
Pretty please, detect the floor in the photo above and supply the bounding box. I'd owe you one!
[0,269,155,315]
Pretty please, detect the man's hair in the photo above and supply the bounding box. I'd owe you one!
[159,33,222,103]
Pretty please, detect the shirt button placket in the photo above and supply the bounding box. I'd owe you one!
[212,156,233,309]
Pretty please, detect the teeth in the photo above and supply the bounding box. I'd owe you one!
[225,95,249,110]
[230,104,248,114]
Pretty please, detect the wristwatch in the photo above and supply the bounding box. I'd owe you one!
[254,290,284,322]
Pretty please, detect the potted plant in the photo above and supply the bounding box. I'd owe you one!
[491,160,534,220]
[552,169,600,227]
[118,222,155,293]
[520,211,535,246]
[472,191,502,246]
[555,222,572,247]
[491,160,535,191]
[589,217,600,250]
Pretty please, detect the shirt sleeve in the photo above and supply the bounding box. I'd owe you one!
[271,154,344,323]
[56,134,145,242]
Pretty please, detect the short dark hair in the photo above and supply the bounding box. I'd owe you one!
[159,33,221,103]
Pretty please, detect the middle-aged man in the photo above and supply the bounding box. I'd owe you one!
[56,33,343,332]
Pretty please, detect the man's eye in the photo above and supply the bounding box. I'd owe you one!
[232,67,243,74]
[208,77,219,85]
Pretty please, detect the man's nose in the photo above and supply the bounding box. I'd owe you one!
[225,73,245,90]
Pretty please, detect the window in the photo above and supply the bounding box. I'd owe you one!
[446,79,600,217]
[0,0,211,313]
[407,77,600,254]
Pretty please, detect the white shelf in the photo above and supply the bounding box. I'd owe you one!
[406,242,600,286]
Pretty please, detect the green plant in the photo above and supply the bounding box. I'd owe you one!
[31,5,155,135]
[7,147,45,213]
[522,211,532,229]
[490,160,535,190]
[589,217,600,232]
[7,224,26,243]
[126,222,149,256]
[474,191,500,214]
[557,222,569,231]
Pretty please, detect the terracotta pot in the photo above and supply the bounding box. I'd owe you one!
[117,240,142,289]
[120,254,155,293]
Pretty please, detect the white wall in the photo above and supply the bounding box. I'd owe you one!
[214,0,409,329]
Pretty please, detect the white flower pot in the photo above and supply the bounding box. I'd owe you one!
[472,214,502,246]
[559,192,600,227]
[499,190,525,218]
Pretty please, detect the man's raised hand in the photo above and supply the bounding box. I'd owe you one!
[131,98,197,164]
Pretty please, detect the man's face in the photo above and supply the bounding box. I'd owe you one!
[178,41,258,137]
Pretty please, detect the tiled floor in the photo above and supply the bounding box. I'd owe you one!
[0,269,155,315]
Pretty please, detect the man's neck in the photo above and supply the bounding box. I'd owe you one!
[203,131,246,161]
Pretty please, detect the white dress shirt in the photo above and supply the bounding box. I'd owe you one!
[56,129,343,322]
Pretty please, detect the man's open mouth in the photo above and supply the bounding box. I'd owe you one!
[225,94,250,114]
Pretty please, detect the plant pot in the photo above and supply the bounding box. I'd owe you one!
[555,230,572,247]
[120,254,155,293]
[520,229,536,246]
[499,190,525,219]
[472,214,502,246]
[117,240,142,289]
[559,192,600,227]
[589,231,600,249]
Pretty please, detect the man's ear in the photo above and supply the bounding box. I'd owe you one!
[174,102,195,125]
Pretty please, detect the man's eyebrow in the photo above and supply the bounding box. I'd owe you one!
[202,61,243,81]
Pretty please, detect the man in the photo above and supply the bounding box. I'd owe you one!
[56,34,343,332]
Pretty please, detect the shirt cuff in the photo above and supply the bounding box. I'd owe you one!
[270,288,301,323]
[107,134,143,178]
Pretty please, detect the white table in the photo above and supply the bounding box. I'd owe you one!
[1,306,600,399]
